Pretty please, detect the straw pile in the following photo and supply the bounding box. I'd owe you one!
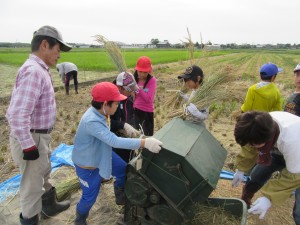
[94,35,127,72]
[186,204,241,225]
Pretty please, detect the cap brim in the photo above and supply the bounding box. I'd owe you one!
[114,93,127,101]
[178,74,192,79]
[58,41,72,52]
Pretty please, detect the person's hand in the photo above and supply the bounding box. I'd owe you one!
[124,123,140,137]
[186,103,208,120]
[144,137,163,153]
[248,197,271,219]
[232,170,244,187]
[178,91,189,102]
[23,146,39,160]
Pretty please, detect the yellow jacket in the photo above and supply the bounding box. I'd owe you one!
[241,82,282,112]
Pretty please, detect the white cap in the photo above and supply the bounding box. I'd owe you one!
[294,64,300,72]
[116,72,139,92]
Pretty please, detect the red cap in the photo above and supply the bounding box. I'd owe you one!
[135,56,152,73]
[91,82,127,102]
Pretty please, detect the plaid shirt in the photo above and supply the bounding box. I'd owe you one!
[6,54,56,149]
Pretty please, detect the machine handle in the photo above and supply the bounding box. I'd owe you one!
[176,163,190,186]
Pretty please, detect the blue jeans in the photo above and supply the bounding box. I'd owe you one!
[245,153,286,194]
[294,188,300,225]
[75,151,126,215]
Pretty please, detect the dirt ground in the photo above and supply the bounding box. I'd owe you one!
[0,59,296,224]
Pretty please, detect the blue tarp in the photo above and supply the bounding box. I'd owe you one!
[0,144,247,204]
[0,143,74,203]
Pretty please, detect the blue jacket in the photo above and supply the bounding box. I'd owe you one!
[72,107,141,179]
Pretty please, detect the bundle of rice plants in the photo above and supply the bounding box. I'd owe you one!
[55,175,80,201]
[168,66,233,119]
[94,35,127,72]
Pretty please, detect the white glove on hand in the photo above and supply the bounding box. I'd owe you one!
[178,91,189,102]
[186,103,208,120]
[144,137,163,153]
[232,170,244,187]
[124,123,140,137]
[248,197,271,219]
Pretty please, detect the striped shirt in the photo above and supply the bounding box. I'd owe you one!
[6,54,56,149]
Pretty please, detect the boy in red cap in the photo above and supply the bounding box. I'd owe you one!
[133,56,157,136]
[72,82,162,224]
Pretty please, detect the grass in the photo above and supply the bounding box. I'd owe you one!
[0,48,229,70]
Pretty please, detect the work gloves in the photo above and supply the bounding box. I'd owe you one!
[124,123,140,137]
[178,91,189,102]
[23,146,39,160]
[144,137,163,153]
[248,196,271,219]
[232,169,244,187]
[186,103,209,120]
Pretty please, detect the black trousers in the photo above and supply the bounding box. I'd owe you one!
[134,108,154,136]
[65,70,78,87]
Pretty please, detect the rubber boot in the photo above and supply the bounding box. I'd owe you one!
[114,186,126,205]
[65,86,69,95]
[74,211,89,225]
[241,185,254,209]
[41,187,70,219]
[20,213,39,225]
[75,85,79,94]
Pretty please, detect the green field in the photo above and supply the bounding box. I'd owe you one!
[1,48,300,97]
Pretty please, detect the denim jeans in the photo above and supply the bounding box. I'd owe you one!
[245,153,286,194]
[294,188,300,225]
[75,151,126,215]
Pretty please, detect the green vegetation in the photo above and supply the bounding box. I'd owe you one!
[0,48,230,71]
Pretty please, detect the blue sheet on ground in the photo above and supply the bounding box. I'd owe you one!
[0,144,246,203]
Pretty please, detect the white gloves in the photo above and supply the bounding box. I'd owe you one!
[186,103,209,120]
[124,123,140,137]
[232,170,244,187]
[248,197,272,219]
[178,91,189,102]
[144,137,163,153]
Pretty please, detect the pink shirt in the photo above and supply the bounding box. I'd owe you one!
[133,77,156,112]
[6,54,56,149]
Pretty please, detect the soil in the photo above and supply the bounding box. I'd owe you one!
[0,59,295,224]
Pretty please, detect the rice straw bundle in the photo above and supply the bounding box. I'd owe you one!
[168,67,231,119]
[55,175,80,201]
[94,35,127,72]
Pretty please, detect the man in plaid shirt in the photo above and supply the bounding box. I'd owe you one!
[6,25,72,225]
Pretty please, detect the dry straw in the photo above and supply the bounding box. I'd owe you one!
[94,35,127,72]
[185,203,241,225]
[168,66,233,119]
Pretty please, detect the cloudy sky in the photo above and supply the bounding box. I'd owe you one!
[0,0,298,45]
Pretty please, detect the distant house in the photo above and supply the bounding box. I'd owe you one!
[203,44,221,50]
[156,40,170,48]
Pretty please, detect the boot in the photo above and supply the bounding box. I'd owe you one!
[74,211,89,225]
[75,85,79,94]
[20,213,39,225]
[41,187,70,219]
[241,185,254,209]
[114,186,126,205]
[65,86,69,95]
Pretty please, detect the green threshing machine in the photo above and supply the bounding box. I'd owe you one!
[124,118,247,225]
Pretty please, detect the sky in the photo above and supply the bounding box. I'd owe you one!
[0,0,299,45]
